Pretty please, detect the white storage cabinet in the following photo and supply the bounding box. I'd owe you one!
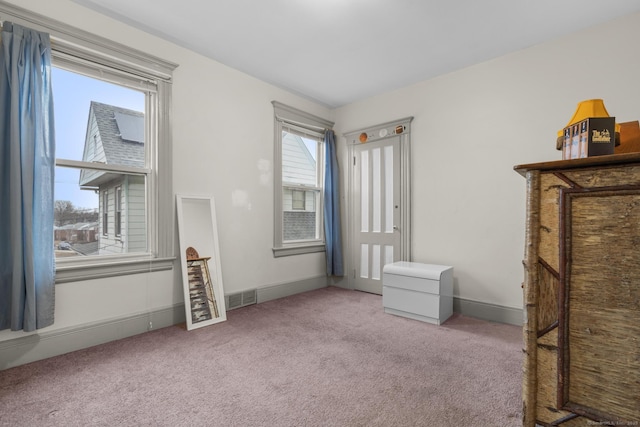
[382,262,453,325]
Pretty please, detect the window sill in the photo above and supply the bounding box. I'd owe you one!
[272,243,325,258]
[55,256,175,284]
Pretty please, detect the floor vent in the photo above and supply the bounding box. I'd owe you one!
[225,289,257,310]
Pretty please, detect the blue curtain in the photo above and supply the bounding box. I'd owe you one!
[0,22,56,332]
[323,130,343,276]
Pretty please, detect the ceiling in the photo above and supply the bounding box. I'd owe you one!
[71,0,640,108]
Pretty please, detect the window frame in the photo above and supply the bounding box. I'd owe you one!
[102,190,109,237]
[0,2,178,282]
[114,186,122,238]
[272,101,334,257]
[291,189,306,211]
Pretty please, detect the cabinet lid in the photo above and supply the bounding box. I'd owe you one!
[383,261,452,280]
[514,152,640,176]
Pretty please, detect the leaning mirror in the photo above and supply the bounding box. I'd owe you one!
[176,195,227,330]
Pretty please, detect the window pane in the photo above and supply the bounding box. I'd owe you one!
[54,168,99,258]
[282,188,319,242]
[360,150,369,232]
[372,244,381,280]
[53,67,145,166]
[292,189,305,210]
[115,186,122,237]
[54,167,147,258]
[372,147,381,233]
[102,190,108,236]
[360,244,369,279]
[282,131,317,185]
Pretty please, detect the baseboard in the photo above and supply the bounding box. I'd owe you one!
[257,275,328,303]
[453,297,523,326]
[0,304,185,370]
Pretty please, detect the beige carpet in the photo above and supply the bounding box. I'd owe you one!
[0,287,522,426]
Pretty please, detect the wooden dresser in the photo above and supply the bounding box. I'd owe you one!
[514,154,640,427]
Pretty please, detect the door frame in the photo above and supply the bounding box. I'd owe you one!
[344,117,413,290]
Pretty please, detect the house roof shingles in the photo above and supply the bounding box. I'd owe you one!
[90,101,144,168]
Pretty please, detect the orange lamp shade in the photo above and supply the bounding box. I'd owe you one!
[557,99,620,138]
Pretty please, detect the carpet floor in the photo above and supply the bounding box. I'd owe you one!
[0,287,523,426]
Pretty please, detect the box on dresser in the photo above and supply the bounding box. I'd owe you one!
[562,117,615,159]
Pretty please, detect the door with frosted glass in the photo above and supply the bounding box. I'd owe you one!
[353,137,400,294]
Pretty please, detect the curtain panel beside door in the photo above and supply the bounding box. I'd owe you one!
[323,129,343,276]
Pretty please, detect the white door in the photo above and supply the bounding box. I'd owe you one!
[347,118,412,295]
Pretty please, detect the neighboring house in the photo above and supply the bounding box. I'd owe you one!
[54,222,98,245]
[79,101,146,255]
[281,132,318,241]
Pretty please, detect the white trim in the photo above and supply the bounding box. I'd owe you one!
[272,243,326,258]
[453,297,523,326]
[281,122,325,140]
[343,117,413,145]
[0,303,184,370]
[256,275,328,303]
[53,51,158,93]
[55,256,174,284]
[272,101,334,131]
[56,159,150,175]
[0,1,177,81]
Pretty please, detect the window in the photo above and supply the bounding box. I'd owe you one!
[291,190,306,210]
[272,102,334,257]
[1,3,178,282]
[53,64,149,259]
[115,186,122,238]
[102,190,109,236]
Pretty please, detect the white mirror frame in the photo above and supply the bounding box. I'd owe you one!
[176,195,227,330]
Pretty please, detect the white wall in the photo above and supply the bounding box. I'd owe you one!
[169,32,332,293]
[0,0,332,355]
[334,11,640,310]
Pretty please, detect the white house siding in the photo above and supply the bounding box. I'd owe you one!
[126,176,147,252]
[282,133,316,186]
[78,112,107,187]
[99,186,118,254]
[98,177,146,255]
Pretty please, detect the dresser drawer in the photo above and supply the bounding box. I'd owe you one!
[382,273,443,294]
